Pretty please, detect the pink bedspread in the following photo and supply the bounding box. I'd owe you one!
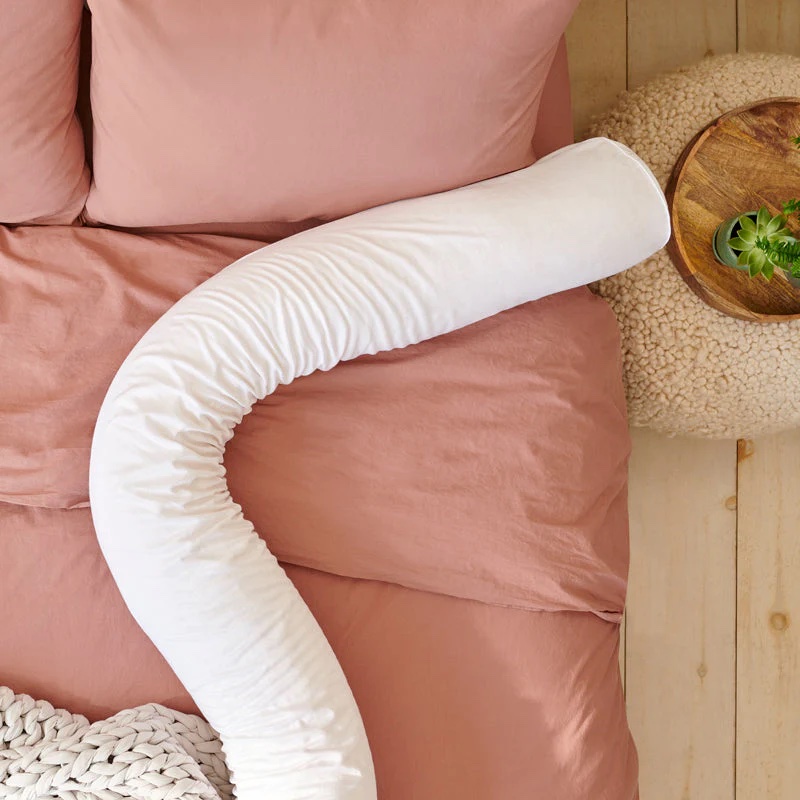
[0,224,636,798]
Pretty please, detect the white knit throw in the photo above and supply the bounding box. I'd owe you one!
[0,687,231,800]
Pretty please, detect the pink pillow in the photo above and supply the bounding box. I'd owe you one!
[1,224,629,619]
[225,295,630,620]
[84,0,578,228]
[0,1,89,224]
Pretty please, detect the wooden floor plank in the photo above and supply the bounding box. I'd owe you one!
[626,429,737,800]
[738,0,800,53]
[736,433,800,800]
[627,0,737,88]
[565,0,627,138]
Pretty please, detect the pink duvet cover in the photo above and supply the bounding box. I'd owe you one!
[0,222,636,798]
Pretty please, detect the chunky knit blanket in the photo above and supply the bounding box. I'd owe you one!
[0,688,231,800]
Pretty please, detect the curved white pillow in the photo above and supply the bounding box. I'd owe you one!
[89,138,669,800]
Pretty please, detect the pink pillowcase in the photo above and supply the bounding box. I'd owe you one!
[226,295,630,620]
[84,0,578,228]
[0,224,629,620]
[0,1,89,224]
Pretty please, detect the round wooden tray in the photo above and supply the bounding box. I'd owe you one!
[666,97,800,322]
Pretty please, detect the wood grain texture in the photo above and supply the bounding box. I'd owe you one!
[738,0,800,53]
[626,429,737,800]
[627,0,737,88]
[737,433,800,800]
[565,0,627,138]
[667,98,800,321]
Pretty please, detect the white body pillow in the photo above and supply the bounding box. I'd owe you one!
[89,138,669,800]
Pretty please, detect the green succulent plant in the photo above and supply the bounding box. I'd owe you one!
[718,137,800,282]
[727,206,794,279]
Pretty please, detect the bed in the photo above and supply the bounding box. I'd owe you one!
[1,2,663,797]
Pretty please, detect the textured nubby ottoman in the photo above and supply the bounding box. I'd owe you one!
[590,53,800,439]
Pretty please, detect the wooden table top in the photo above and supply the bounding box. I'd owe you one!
[666,97,800,323]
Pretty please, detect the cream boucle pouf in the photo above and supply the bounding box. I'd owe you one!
[589,53,800,439]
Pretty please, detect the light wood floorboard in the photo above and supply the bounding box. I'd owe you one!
[737,433,800,800]
[730,11,800,797]
[627,430,737,800]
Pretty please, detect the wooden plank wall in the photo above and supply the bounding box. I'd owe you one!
[738,0,800,53]
[627,0,737,87]
[565,0,627,137]
[566,3,800,798]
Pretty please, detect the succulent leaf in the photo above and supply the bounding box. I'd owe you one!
[728,236,748,251]
[747,248,766,276]
[766,214,787,235]
[739,214,757,234]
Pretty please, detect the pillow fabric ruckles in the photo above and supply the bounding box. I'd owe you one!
[85,0,579,229]
[0,0,89,224]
